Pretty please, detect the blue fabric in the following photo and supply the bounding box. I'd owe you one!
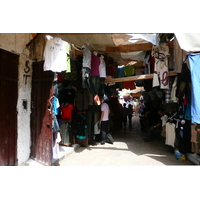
[118,65,125,78]
[188,54,200,123]
[53,97,59,115]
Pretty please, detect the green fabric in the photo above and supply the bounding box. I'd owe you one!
[76,135,86,139]
[124,65,135,76]
[61,59,77,81]
[66,43,71,73]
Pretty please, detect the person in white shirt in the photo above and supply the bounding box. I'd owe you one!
[99,95,110,145]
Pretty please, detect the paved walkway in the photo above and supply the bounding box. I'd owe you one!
[59,115,194,166]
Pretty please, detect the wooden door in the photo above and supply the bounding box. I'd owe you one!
[31,61,54,165]
[0,49,19,166]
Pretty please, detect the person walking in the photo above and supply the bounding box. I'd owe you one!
[99,95,110,145]
[128,104,133,128]
[121,103,129,130]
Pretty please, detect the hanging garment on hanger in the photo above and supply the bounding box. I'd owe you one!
[61,59,78,81]
[43,37,68,72]
[82,44,91,69]
[176,61,192,99]
[52,96,60,115]
[91,53,100,76]
[124,65,136,76]
[191,124,199,153]
[123,81,136,90]
[61,103,74,120]
[165,122,176,147]
[152,43,170,89]
[143,54,150,74]
[171,76,179,103]
[74,88,90,110]
[71,113,87,138]
[60,123,70,145]
[99,55,106,78]
[118,65,125,78]
[188,53,200,124]
[52,131,61,160]
[175,119,191,154]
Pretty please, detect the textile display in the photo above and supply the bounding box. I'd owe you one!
[43,37,68,72]
[188,54,200,124]
[61,103,74,120]
[152,43,170,89]
[165,122,176,147]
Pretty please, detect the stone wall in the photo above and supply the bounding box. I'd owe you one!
[0,33,33,165]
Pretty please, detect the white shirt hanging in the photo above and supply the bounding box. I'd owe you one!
[43,37,68,72]
[99,55,106,78]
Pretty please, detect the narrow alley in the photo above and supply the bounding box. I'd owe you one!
[59,115,194,166]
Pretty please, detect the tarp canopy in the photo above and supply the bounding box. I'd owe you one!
[175,33,200,52]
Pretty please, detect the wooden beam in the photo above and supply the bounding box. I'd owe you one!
[117,61,144,66]
[106,41,174,53]
[105,71,177,83]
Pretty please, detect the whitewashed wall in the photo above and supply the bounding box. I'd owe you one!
[0,33,33,165]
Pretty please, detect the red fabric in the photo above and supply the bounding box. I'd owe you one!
[108,57,115,76]
[123,81,136,90]
[57,74,65,82]
[149,55,155,73]
[61,104,74,120]
[91,53,100,76]
[183,95,188,105]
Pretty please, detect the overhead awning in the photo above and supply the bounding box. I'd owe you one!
[175,33,200,52]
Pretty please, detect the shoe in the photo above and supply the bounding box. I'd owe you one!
[106,140,113,144]
[100,141,105,145]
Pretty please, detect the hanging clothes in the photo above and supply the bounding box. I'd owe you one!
[149,54,155,73]
[161,115,168,137]
[82,44,91,69]
[43,37,68,72]
[165,77,172,103]
[108,57,115,76]
[51,96,60,115]
[72,113,88,146]
[61,85,76,104]
[124,65,136,76]
[174,36,187,73]
[188,53,200,124]
[123,81,136,90]
[171,76,179,103]
[191,124,200,154]
[118,65,125,78]
[60,103,74,120]
[175,119,191,154]
[143,54,150,74]
[152,43,170,89]
[176,61,192,99]
[74,88,90,111]
[61,59,78,81]
[66,43,71,73]
[52,131,61,160]
[91,52,100,76]
[123,65,136,90]
[165,113,177,148]
[99,55,106,78]
[59,122,70,145]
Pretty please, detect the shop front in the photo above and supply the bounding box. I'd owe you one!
[26,33,200,165]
